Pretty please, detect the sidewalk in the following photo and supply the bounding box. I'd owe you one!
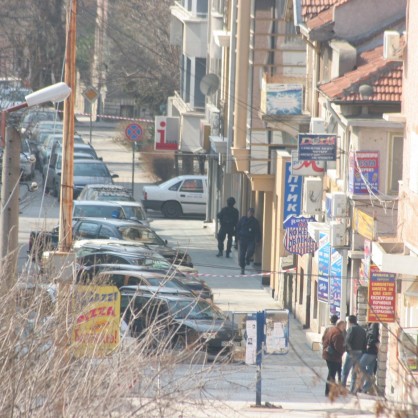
[149,218,380,417]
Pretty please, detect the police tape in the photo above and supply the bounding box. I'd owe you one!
[61,109,154,123]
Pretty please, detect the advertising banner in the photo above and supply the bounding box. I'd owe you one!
[283,215,318,255]
[155,116,179,150]
[329,249,343,315]
[71,286,120,357]
[261,82,303,115]
[298,134,337,161]
[318,231,330,302]
[367,271,396,323]
[284,162,302,221]
[291,150,325,176]
[348,151,379,195]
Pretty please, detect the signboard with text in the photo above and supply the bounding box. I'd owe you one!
[283,215,318,255]
[261,82,303,115]
[155,116,179,150]
[291,150,325,176]
[283,162,302,221]
[298,134,337,161]
[329,249,343,315]
[348,151,379,195]
[318,231,330,302]
[367,271,396,323]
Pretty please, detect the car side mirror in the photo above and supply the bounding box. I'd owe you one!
[111,173,119,179]
[99,157,103,161]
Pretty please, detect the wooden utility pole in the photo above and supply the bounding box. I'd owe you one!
[59,0,77,252]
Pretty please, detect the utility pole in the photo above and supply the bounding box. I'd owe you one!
[59,0,77,252]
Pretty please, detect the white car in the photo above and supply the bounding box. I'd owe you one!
[142,175,207,218]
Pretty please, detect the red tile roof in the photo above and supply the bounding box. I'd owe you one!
[301,0,349,21]
[318,46,403,103]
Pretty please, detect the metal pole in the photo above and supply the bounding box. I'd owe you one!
[255,311,264,406]
[89,106,92,145]
[131,142,135,195]
[0,121,21,288]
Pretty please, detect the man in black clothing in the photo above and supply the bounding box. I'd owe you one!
[236,208,261,274]
[341,315,367,393]
[216,197,239,258]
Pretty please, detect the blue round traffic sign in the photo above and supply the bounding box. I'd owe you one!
[125,123,143,141]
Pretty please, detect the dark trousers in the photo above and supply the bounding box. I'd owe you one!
[238,239,256,268]
[325,360,342,396]
[217,227,234,253]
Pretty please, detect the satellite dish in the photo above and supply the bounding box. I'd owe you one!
[200,73,220,96]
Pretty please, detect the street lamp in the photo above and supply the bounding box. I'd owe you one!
[0,82,71,287]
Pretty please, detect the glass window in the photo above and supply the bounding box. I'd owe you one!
[398,328,418,372]
[169,181,182,191]
[76,222,100,239]
[180,179,203,193]
[98,225,116,239]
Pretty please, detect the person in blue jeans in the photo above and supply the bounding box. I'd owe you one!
[341,315,367,393]
[236,208,261,275]
[358,323,380,393]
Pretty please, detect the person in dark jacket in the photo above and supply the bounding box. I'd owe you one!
[341,315,367,393]
[216,197,239,258]
[236,208,261,274]
[358,323,380,393]
[322,319,346,397]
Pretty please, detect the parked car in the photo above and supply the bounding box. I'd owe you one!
[19,107,60,136]
[0,138,36,181]
[120,290,239,359]
[70,159,118,199]
[38,133,84,167]
[72,200,150,226]
[77,184,135,202]
[71,218,193,267]
[142,175,208,218]
[76,263,213,300]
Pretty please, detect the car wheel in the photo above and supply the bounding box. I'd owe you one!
[162,201,182,218]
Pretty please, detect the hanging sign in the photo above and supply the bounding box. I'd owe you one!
[283,215,318,255]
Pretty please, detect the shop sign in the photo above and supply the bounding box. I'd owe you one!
[318,231,330,302]
[348,151,379,195]
[283,215,318,255]
[261,82,303,115]
[283,162,302,221]
[329,248,343,315]
[367,271,396,323]
[291,150,325,176]
[155,116,179,150]
[297,134,337,161]
[353,207,375,240]
[71,285,120,357]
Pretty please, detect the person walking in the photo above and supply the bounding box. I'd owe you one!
[358,323,380,394]
[216,197,239,258]
[341,315,367,393]
[322,314,339,341]
[322,319,346,397]
[236,208,261,274]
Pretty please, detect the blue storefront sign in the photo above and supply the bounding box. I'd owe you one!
[348,151,379,194]
[329,248,343,315]
[318,231,330,302]
[283,215,318,255]
[298,134,337,161]
[283,162,302,221]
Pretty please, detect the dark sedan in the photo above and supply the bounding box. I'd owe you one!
[72,218,193,267]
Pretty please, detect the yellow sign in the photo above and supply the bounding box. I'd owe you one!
[71,285,120,357]
[353,207,375,240]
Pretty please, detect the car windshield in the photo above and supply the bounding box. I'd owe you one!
[122,206,146,220]
[132,257,172,270]
[119,227,165,245]
[97,193,133,201]
[146,278,181,289]
[74,162,110,177]
[167,299,225,320]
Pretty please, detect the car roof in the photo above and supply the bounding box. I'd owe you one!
[120,285,192,296]
[75,217,147,227]
[73,200,124,207]
[81,184,129,190]
[113,200,143,207]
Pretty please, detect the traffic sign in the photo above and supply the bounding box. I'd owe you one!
[125,123,143,142]
[82,86,98,103]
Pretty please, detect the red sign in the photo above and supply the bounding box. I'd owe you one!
[155,116,179,150]
[367,271,396,323]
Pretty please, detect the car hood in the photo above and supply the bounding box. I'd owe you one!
[145,244,184,257]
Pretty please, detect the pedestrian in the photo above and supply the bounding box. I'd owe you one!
[216,197,239,258]
[341,315,367,393]
[358,323,380,394]
[236,208,261,274]
[322,319,346,397]
[322,314,339,341]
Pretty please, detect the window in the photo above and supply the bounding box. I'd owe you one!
[398,328,418,372]
[388,135,403,194]
[98,225,115,239]
[180,179,203,193]
[169,181,182,191]
[76,222,100,239]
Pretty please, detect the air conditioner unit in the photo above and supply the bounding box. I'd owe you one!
[331,192,348,218]
[330,221,346,247]
[383,31,403,62]
[310,117,327,134]
[302,177,322,215]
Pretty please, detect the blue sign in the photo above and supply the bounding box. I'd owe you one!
[298,134,337,161]
[283,215,318,255]
[348,151,379,194]
[264,84,303,115]
[283,162,302,221]
[329,248,343,315]
[318,231,330,302]
[125,123,143,142]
